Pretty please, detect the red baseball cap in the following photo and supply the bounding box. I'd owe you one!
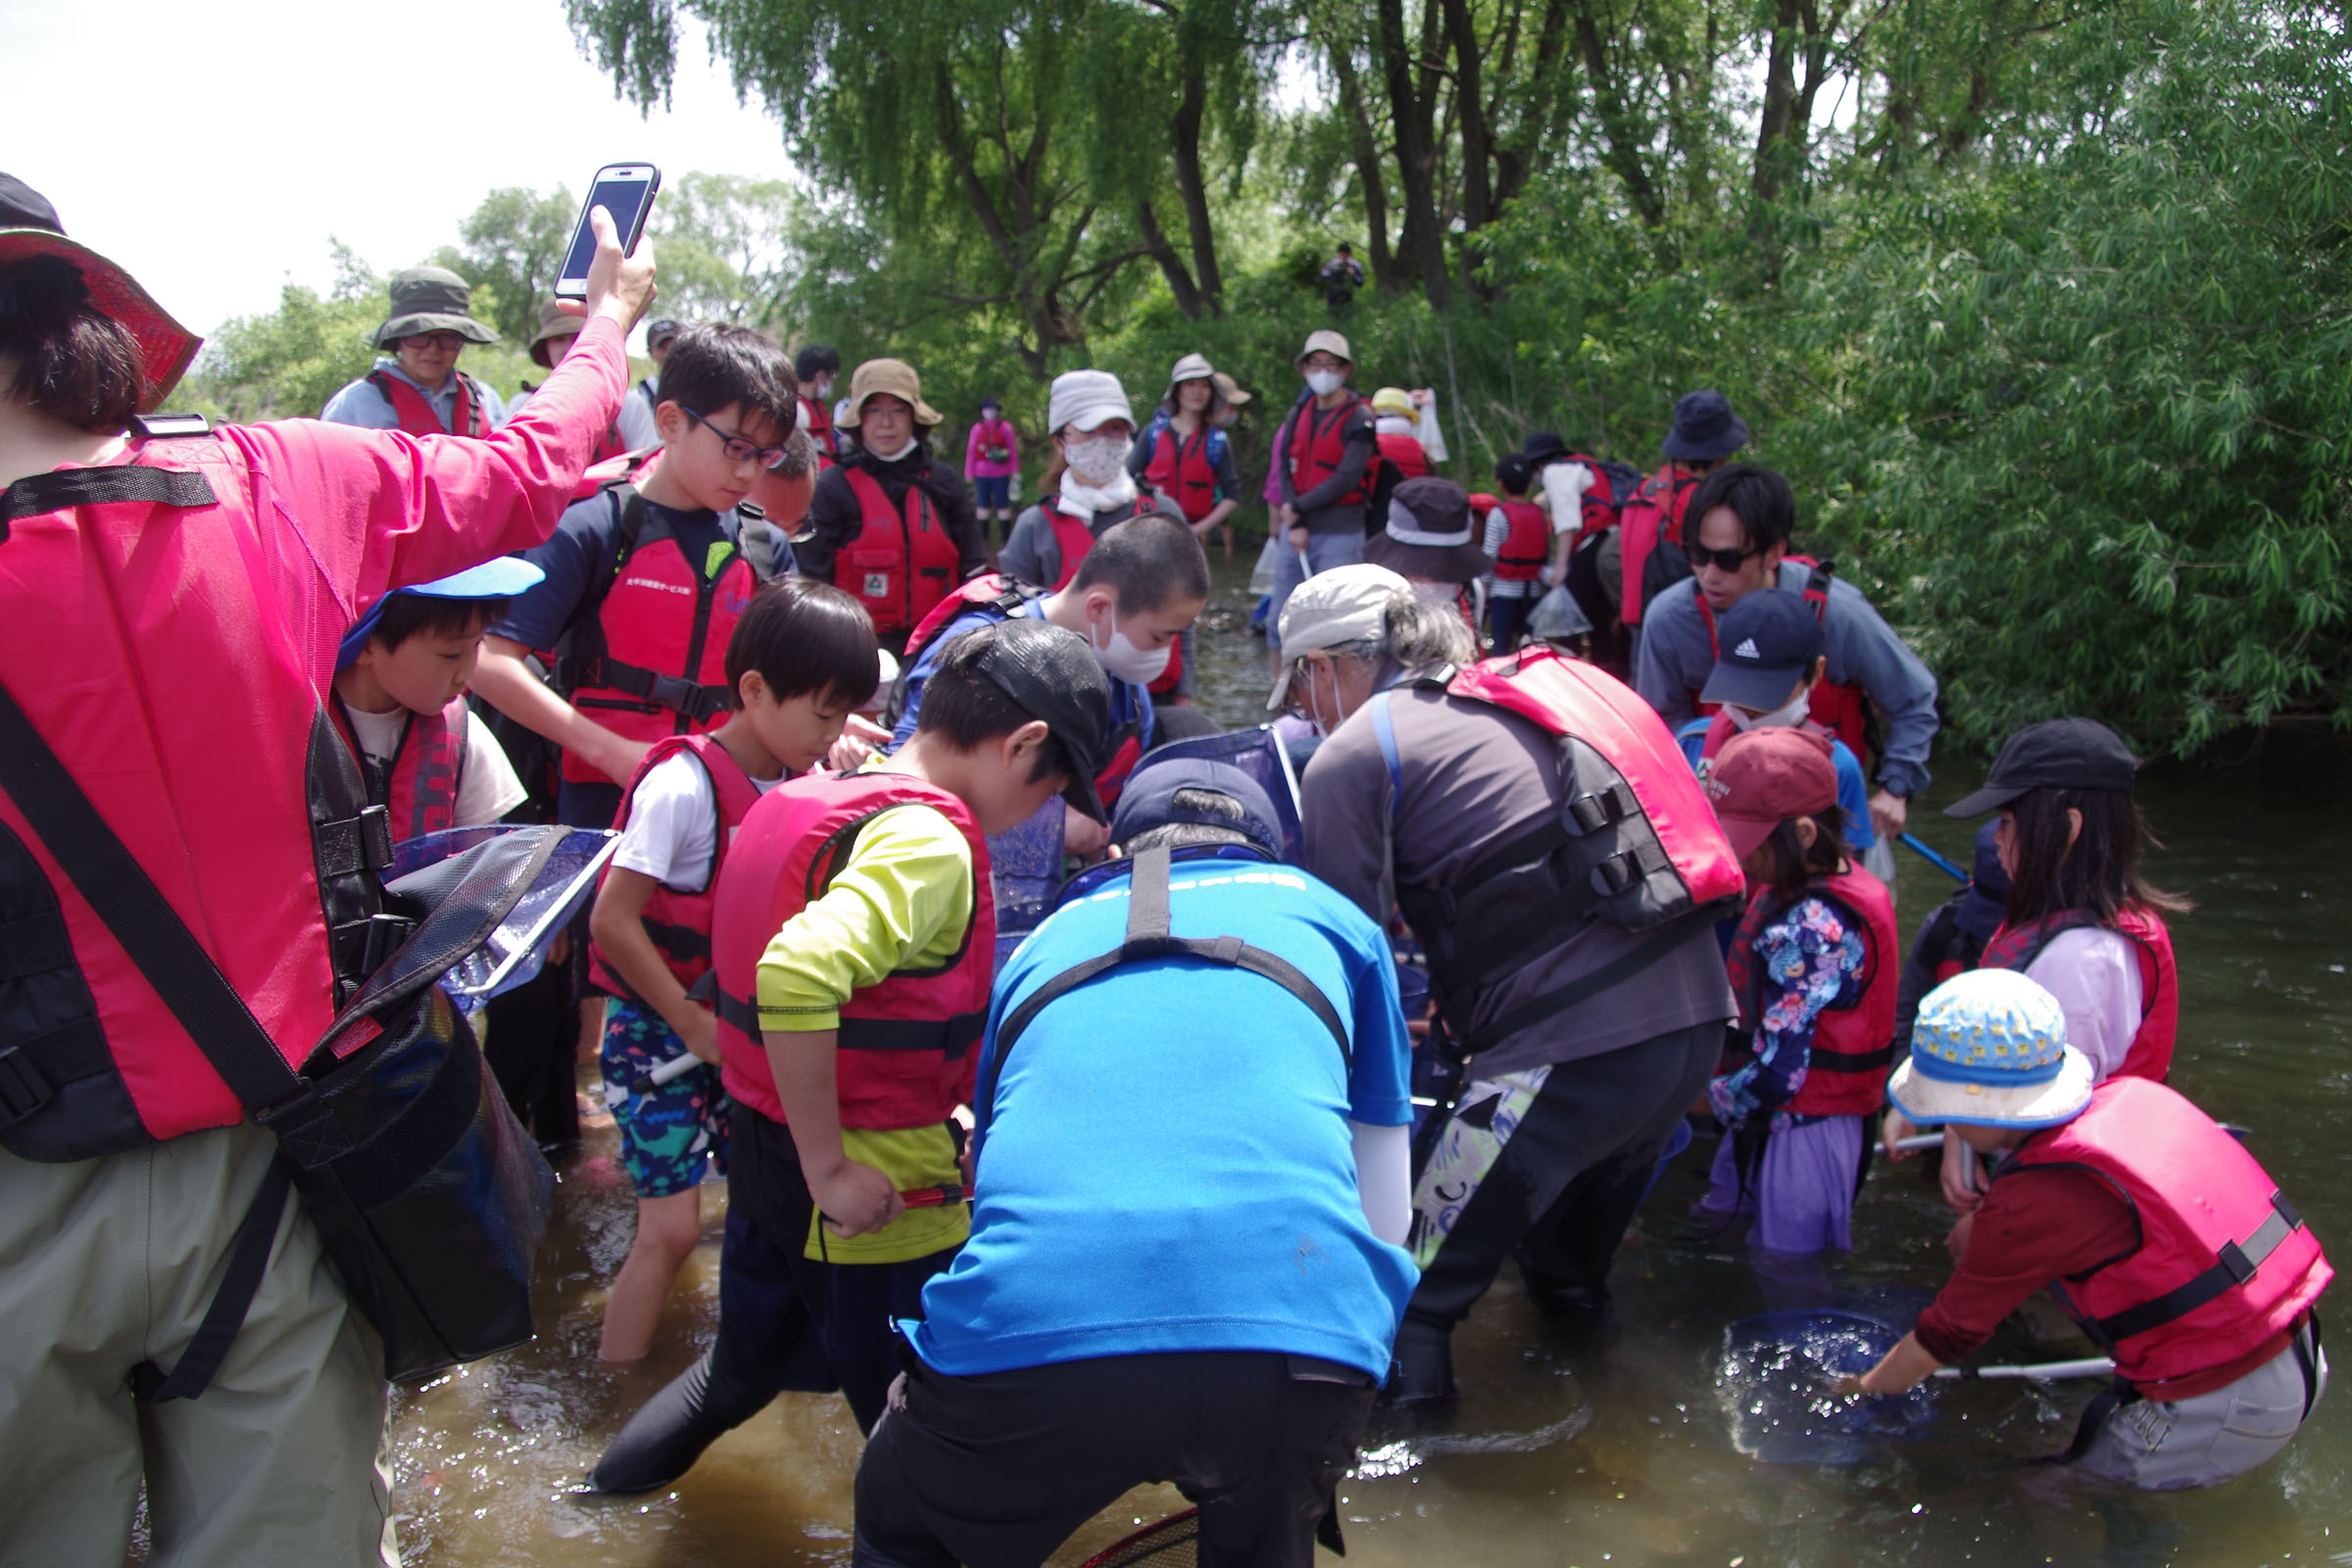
[1705,726,1838,859]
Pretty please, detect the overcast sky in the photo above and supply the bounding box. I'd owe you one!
[1,0,786,349]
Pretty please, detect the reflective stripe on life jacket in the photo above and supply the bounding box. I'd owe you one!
[587,732,766,1002]
[0,433,403,1160]
[555,486,758,786]
[1694,564,1872,763]
[1723,864,1897,1117]
[329,694,469,841]
[2001,1076,2330,1389]
[1493,500,1551,581]
[1364,646,1744,1049]
[367,368,493,438]
[838,465,960,634]
[1142,419,1220,522]
[710,771,994,1131]
[1285,392,1378,510]
[1982,905,2179,1082]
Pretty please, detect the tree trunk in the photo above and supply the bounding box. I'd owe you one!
[1137,199,1207,319]
[1752,0,1803,206]
[1330,44,1400,292]
[1375,0,1453,307]
[1441,0,1494,231]
[1571,1,1670,232]
[1170,63,1223,310]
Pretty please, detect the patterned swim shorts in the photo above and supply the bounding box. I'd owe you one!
[599,998,730,1199]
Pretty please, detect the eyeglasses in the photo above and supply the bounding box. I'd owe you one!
[398,332,467,353]
[1689,541,1761,574]
[681,406,788,467]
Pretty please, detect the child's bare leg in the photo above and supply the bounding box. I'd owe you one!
[601,1188,705,1362]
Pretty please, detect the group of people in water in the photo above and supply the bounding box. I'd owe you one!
[0,178,2330,1568]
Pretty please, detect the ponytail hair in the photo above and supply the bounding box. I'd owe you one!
[0,257,146,432]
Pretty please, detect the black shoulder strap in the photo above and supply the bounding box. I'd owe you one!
[978,848,1349,1128]
[1,465,216,531]
[557,485,653,670]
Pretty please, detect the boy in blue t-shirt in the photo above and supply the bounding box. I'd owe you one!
[855,759,1415,1568]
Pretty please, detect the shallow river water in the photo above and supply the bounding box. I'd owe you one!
[388,554,2352,1567]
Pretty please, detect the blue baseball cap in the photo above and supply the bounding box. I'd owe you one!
[1700,589,1824,712]
[336,558,545,668]
[1109,758,1282,859]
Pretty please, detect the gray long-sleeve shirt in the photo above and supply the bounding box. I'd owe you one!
[1635,561,1940,799]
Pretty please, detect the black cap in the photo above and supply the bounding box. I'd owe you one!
[1109,759,1282,858]
[645,318,684,346]
[1945,717,2139,818]
[1661,389,1749,463]
[1699,590,1824,711]
[1521,430,1571,466]
[965,619,1115,822]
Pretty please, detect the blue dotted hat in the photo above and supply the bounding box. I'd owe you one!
[1886,968,2095,1130]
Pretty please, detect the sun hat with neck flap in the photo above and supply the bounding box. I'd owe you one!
[0,172,202,412]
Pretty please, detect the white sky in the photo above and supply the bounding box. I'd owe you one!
[0,0,788,344]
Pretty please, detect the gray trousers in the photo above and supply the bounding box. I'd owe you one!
[1267,529,1366,654]
[2076,1323,2327,1491]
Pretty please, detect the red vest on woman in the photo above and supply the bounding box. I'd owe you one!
[1493,500,1551,582]
[330,694,468,841]
[837,465,960,634]
[586,733,764,1002]
[2000,1076,2329,1389]
[1143,420,1218,521]
[710,772,994,1131]
[1983,904,2179,1083]
[1725,863,1898,1117]
[1285,393,1378,510]
[367,368,494,438]
[557,489,759,785]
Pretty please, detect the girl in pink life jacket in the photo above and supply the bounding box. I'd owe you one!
[1847,970,2328,1492]
[1890,717,2189,1220]
[962,394,1019,541]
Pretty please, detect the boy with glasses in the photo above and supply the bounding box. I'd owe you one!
[321,265,507,435]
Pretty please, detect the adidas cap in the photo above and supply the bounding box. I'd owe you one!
[1698,588,1826,713]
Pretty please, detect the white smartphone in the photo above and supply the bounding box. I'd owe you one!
[553,164,662,298]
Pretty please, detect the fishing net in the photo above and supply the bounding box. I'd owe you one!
[1081,1509,1199,1568]
[1718,1309,1937,1465]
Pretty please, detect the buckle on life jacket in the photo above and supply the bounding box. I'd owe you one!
[1564,781,1638,835]
[0,1041,53,1124]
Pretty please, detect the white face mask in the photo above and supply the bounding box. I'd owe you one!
[811,377,834,402]
[1064,433,1130,487]
[1091,607,1171,685]
[1304,369,1344,398]
[1727,686,1812,732]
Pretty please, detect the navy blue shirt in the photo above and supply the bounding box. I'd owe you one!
[487,489,741,653]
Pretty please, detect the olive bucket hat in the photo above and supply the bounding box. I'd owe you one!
[373,266,499,350]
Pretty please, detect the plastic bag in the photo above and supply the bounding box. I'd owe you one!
[1528,583,1592,640]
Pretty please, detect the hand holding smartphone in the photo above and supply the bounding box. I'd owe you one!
[554,165,662,299]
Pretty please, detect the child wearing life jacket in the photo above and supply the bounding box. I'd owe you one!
[1480,452,1557,653]
[329,562,544,838]
[1697,726,1896,1257]
[589,619,1113,1493]
[1849,969,2329,1490]
[1896,718,2189,1215]
[319,266,507,435]
[585,578,881,1362]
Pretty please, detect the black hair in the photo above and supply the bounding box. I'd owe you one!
[1683,463,1795,556]
[1751,808,1850,901]
[722,577,879,711]
[794,344,841,381]
[368,592,503,652]
[1337,242,1354,255]
[1493,453,1534,496]
[1068,513,1210,615]
[661,323,798,444]
[2003,786,2190,927]
[1117,787,1255,854]
[0,257,145,432]
[915,626,1075,786]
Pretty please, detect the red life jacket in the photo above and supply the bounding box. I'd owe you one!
[1043,494,1152,592]
[1365,647,1745,1048]
[710,772,994,1130]
[1617,466,1698,625]
[2000,1076,2330,1389]
[1693,564,1872,762]
[837,465,961,634]
[0,433,402,1159]
[800,395,836,467]
[330,694,468,841]
[555,487,760,786]
[1982,904,2179,1083]
[1724,863,1898,1117]
[1567,454,1640,534]
[1285,392,1379,511]
[886,574,1150,805]
[586,733,766,1003]
[1375,432,1429,484]
[1142,420,1219,521]
[367,368,494,438]
[1493,500,1551,582]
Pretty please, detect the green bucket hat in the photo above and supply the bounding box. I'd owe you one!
[374,266,498,349]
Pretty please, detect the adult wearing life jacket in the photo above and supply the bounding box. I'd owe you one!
[1266,329,1381,670]
[613,318,684,453]
[1520,430,1638,673]
[1362,476,1492,652]
[1613,390,1748,641]
[1891,822,2010,1057]
[1001,369,1149,594]
[1131,353,1243,552]
[1698,728,1897,1256]
[0,175,653,1566]
[797,357,987,650]
[1366,384,1431,523]
[320,265,507,435]
[962,393,1020,540]
[1275,565,1741,1403]
[1854,971,2329,1491]
[793,343,841,468]
[471,323,792,833]
[508,297,630,465]
[1637,464,1939,851]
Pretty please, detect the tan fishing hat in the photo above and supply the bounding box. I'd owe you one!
[1295,329,1352,368]
[845,358,942,426]
[1212,370,1251,407]
[1265,564,1410,710]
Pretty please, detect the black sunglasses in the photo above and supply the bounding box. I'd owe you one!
[1689,541,1761,573]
